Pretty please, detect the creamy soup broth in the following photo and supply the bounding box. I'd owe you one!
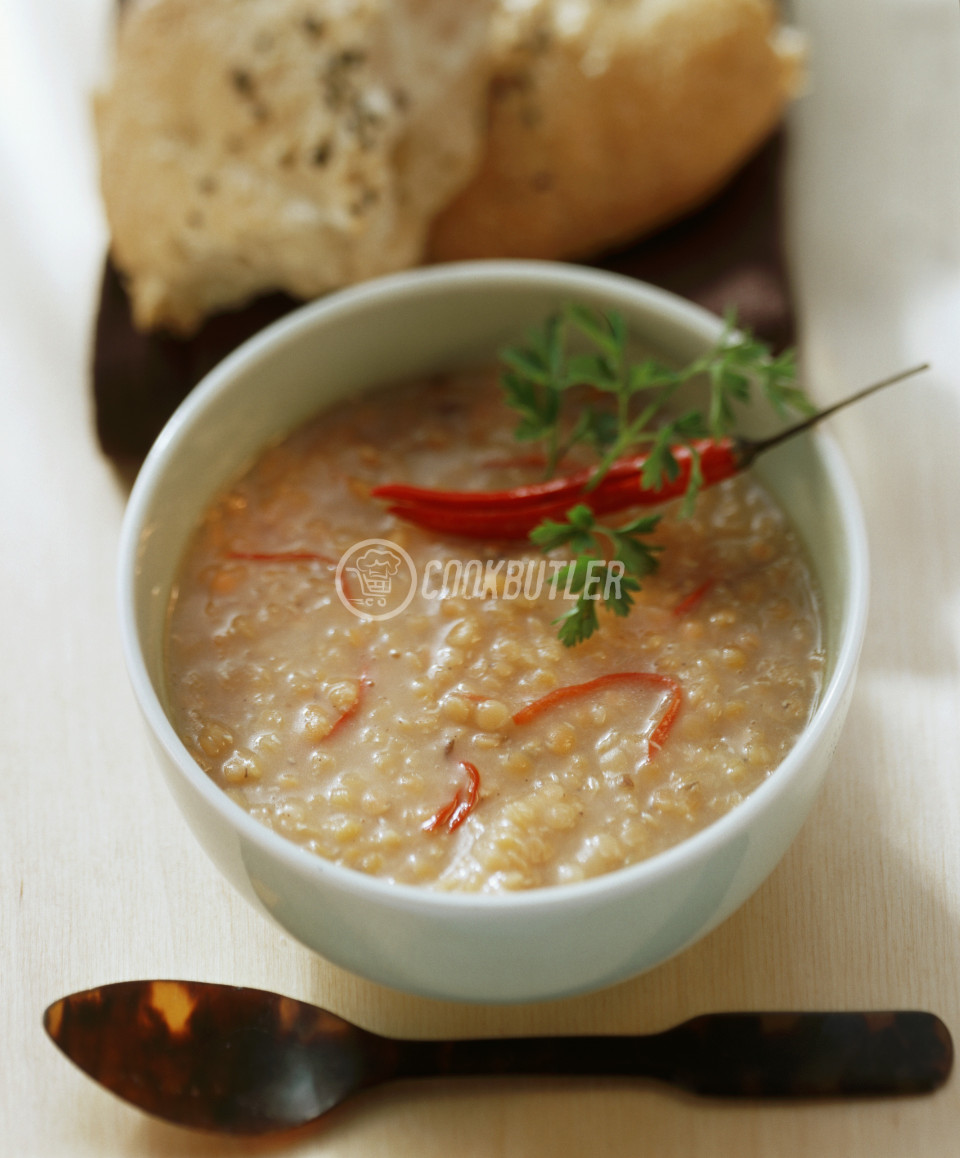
[166,370,824,891]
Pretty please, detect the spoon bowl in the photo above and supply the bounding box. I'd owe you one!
[44,981,953,1136]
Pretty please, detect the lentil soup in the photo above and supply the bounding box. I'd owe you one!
[165,370,824,891]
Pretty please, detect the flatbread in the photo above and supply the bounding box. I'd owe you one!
[95,0,493,333]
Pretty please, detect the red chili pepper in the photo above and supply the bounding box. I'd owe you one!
[423,761,481,833]
[512,672,682,757]
[374,441,725,510]
[372,365,928,540]
[373,440,740,539]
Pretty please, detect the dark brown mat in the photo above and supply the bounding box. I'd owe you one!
[92,131,793,468]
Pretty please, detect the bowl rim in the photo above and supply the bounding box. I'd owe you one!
[119,259,869,914]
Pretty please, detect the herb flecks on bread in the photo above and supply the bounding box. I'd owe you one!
[95,0,802,335]
[95,0,493,334]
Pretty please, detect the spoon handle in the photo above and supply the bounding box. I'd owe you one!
[399,1012,952,1097]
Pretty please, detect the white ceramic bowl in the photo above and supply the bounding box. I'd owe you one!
[119,260,868,1004]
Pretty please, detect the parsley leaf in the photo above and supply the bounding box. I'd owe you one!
[500,304,811,645]
[531,505,662,647]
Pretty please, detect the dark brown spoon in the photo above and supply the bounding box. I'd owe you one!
[44,981,952,1136]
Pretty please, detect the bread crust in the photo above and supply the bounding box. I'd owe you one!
[95,0,801,333]
[426,0,803,262]
[96,0,493,333]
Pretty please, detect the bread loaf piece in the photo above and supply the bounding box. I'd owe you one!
[95,0,493,334]
[427,0,803,262]
[96,0,801,334]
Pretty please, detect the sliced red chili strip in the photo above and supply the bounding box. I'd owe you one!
[423,761,481,833]
[647,680,683,755]
[672,580,714,617]
[423,796,461,832]
[512,672,683,758]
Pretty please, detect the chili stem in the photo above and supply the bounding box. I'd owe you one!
[375,365,929,539]
[736,363,929,467]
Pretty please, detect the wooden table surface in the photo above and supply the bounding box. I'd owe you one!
[3,1,959,1154]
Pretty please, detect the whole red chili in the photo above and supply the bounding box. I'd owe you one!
[373,440,740,539]
[372,365,926,540]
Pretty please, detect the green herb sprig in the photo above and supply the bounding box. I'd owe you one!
[530,505,662,647]
[500,304,812,646]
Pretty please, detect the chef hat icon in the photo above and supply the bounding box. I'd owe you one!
[355,547,403,579]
